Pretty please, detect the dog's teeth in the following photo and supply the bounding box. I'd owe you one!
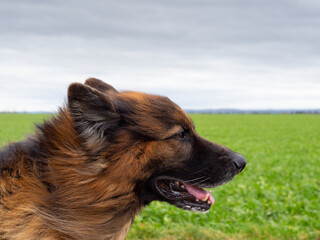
[207,200,211,205]
[201,193,209,202]
[175,181,179,186]
[181,185,185,189]
[196,199,199,202]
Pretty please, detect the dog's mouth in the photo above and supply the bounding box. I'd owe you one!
[154,177,215,212]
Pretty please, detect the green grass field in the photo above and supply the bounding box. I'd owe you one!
[0,113,319,240]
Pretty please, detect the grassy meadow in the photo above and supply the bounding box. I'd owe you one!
[0,113,319,239]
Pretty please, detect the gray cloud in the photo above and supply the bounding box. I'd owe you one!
[0,0,320,111]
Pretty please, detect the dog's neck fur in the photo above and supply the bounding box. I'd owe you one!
[0,110,144,240]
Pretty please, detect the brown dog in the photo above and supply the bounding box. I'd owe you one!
[0,79,246,240]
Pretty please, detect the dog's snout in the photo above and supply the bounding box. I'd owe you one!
[232,153,246,172]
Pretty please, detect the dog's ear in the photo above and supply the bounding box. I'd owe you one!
[68,83,120,142]
[84,78,118,93]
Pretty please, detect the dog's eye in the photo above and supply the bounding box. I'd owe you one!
[173,130,188,139]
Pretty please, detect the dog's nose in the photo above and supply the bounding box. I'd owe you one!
[232,153,246,172]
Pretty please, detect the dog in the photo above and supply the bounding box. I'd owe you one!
[0,78,246,240]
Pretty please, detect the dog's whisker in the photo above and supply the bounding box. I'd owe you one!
[189,169,205,175]
[184,176,207,183]
[189,177,212,185]
[196,177,212,184]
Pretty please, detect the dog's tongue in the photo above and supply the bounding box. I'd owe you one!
[183,182,215,205]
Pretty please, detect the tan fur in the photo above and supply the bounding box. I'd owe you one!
[0,110,144,239]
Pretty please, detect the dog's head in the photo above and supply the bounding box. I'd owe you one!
[67,78,246,212]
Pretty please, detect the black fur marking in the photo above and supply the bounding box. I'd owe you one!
[68,83,121,141]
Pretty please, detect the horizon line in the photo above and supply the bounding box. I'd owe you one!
[1,108,320,114]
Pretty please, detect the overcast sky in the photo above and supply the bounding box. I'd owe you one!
[0,0,320,112]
